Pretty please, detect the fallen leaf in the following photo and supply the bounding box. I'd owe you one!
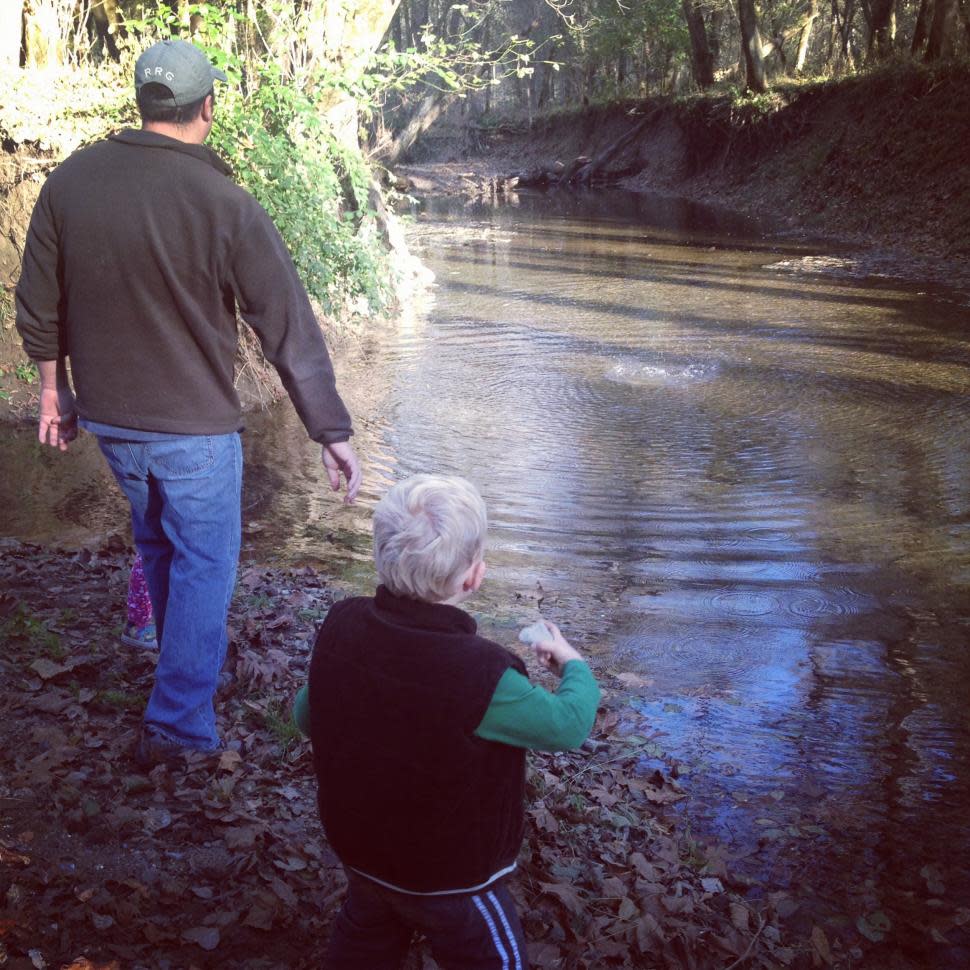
[730,901,749,932]
[29,658,69,681]
[218,749,242,772]
[661,893,694,915]
[811,925,833,966]
[616,673,654,689]
[601,876,627,897]
[181,926,220,950]
[539,881,585,916]
[143,807,172,833]
[636,912,663,951]
[526,941,562,968]
[29,691,73,714]
[856,911,891,942]
[618,896,638,920]
[0,845,30,866]
[530,801,559,834]
[225,825,260,849]
[597,710,620,734]
[920,865,945,895]
[269,877,298,908]
[628,851,654,879]
[243,904,275,931]
[61,959,121,970]
[641,786,686,805]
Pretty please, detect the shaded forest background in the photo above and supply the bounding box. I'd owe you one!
[4,0,969,182]
[376,0,970,162]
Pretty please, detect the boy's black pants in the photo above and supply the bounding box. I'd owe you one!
[325,870,530,970]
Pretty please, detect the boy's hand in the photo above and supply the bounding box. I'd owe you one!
[532,621,583,677]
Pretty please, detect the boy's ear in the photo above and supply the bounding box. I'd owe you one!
[464,559,486,593]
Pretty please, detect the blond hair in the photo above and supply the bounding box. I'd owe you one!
[373,474,487,603]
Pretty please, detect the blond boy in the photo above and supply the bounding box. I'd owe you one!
[295,474,599,969]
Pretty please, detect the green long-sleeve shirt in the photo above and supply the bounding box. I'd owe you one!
[293,659,599,752]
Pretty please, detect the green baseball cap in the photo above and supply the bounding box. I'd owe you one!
[135,39,228,107]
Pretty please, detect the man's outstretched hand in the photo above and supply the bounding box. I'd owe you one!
[322,440,361,504]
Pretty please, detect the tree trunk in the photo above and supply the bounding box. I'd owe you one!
[22,0,63,68]
[0,0,24,65]
[304,0,403,150]
[709,6,724,62]
[867,0,896,58]
[830,0,857,70]
[383,89,457,164]
[795,0,820,69]
[682,0,716,88]
[737,0,767,91]
[925,0,957,57]
[538,46,557,107]
[528,60,543,117]
[88,0,124,61]
[911,0,934,53]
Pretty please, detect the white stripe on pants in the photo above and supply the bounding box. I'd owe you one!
[472,894,510,970]
[487,890,523,970]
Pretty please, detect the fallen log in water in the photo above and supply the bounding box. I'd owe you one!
[507,156,591,188]
[506,106,664,189]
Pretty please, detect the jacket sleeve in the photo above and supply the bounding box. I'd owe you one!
[227,202,353,444]
[15,181,66,363]
[475,661,600,751]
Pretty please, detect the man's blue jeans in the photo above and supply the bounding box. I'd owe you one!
[97,432,242,750]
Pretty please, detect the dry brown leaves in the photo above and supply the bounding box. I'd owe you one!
[513,716,794,970]
[1,539,807,969]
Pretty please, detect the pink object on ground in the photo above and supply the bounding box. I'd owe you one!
[127,554,154,628]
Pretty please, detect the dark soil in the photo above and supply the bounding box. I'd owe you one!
[395,62,970,296]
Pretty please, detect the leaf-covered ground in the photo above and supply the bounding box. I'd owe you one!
[0,540,840,969]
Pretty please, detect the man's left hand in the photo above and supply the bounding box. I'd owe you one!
[322,440,361,504]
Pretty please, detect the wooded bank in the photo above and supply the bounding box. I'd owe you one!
[376,0,970,165]
[403,62,970,273]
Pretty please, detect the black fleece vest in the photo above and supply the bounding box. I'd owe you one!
[308,587,527,893]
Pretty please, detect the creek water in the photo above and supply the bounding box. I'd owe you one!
[3,189,969,958]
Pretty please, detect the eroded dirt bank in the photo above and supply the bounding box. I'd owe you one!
[398,62,970,293]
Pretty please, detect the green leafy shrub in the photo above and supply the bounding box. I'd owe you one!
[208,68,389,314]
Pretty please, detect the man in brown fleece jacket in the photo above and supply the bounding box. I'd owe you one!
[16,39,361,764]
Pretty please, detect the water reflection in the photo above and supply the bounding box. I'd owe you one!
[3,189,970,958]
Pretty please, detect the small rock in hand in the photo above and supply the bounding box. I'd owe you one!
[519,620,550,646]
